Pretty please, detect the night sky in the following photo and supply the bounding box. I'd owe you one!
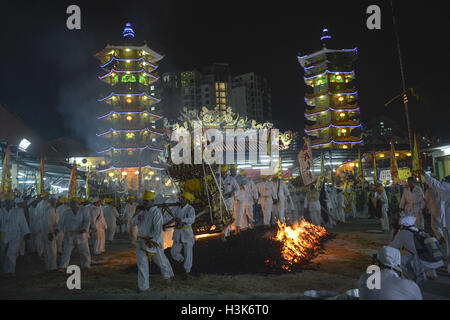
[1,0,449,147]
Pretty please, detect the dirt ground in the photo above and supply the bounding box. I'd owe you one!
[0,218,432,300]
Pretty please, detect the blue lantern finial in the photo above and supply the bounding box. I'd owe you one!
[320,28,331,47]
[123,22,135,38]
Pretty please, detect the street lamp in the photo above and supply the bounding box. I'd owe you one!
[18,138,31,152]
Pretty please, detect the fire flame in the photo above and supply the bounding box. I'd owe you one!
[274,218,328,271]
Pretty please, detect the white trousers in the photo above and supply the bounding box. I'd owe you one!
[60,236,91,269]
[272,198,286,224]
[42,234,57,271]
[136,242,174,291]
[106,225,116,242]
[260,199,273,226]
[92,229,106,255]
[380,210,390,232]
[171,241,194,273]
[128,219,138,245]
[0,239,22,274]
[309,209,322,226]
[57,232,64,253]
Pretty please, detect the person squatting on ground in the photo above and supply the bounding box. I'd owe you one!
[359,246,422,300]
[133,191,174,292]
[170,192,196,280]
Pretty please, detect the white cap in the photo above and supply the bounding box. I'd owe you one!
[400,215,416,227]
[377,246,402,272]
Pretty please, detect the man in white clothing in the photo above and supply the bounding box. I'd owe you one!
[271,175,290,224]
[221,165,240,214]
[170,192,196,280]
[256,175,277,226]
[89,197,107,255]
[423,172,450,274]
[400,177,425,229]
[102,198,120,244]
[359,246,422,300]
[57,198,91,270]
[124,195,138,247]
[0,193,30,276]
[41,196,58,271]
[304,184,322,226]
[133,191,174,292]
[55,198,69,254]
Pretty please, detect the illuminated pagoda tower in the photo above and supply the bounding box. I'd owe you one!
[298,29,363,149]
[94,23,165,189]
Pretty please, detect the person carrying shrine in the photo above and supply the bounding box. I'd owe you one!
[400,177,425,229]
[102,198,120,244]
[271,175,291,224]
[89,197,107,255]
[256,175,277,226]
[133,191,174,292]
[171,192,196,280]
[124,195,138,247]
[57,198,91,270]
[0,193,30,277]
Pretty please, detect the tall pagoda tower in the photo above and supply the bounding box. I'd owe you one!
[94,23,165,190]
[298,29,363,149]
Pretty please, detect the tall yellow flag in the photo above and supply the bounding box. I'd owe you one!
[0,145,12,195]
[412,132,422,182]
[37,153,44,195]
[67,160,78,199]
[357,148,364,183]
[372,146,378,186]
[390,140,399,185]
[85,167,90,200]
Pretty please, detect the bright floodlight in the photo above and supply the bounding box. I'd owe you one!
[18,138,31,151]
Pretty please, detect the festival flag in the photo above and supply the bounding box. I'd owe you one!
[390,140,399,185]
[372,146,378,186]
[316,151,325,189]
[0,145,12,195]
[357,148,365,183]
[412,131,422,182]
[37,153,44,195]
[297,137,315,185]
[67,160,78,199]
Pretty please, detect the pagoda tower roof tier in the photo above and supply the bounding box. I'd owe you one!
[305,88,357,99]
[98,92,161,104]
[310,135,364,148]
[99,58,159,75]
[303,61,355,78]
[96,128,164,137]
[97,110,163,120]
[94,44,164,63]
[97,144,164,154]
[97,164,165,173]
[298,48,357,69]
[305,121,362,133]
[99,68,159,85]
[305,106,360,118]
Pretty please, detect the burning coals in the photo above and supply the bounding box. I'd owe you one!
[273,219,329,272]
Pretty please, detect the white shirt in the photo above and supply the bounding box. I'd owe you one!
[359,269,422,300]
[244,179,259,203]
[400,185,424,214]
[257,181,277,204]
[424,173,450,228]
[273,180,290,201]
[41,205,58,235]
[223,175,239,198]
[102,204,120,228]
[132,206,164,249]
[57,207,91,242]
[0,207,30,244]
[172,204,196,244]
[124,203,137,220]
[90,205,107,231]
